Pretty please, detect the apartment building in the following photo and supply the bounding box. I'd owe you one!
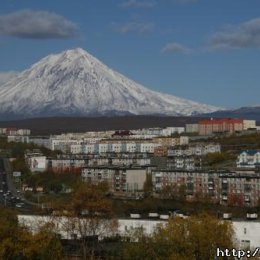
[152,169,220,203]
[8,135,29,143]
[168,143,221,157]
[0,128,31,136]
[25,150,47,172]
[237,150,260,168]
[153,136,189,146]
[185,124,199,133]
[219,173,260,207]
[166,156,200,170]
[70,141,160,154]
[198,118,244,135]
[49,158,87,173]
[243,120,256,130]
[152,170,260,207]
[81,166,148,194]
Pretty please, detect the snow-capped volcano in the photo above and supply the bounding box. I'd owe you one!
[0,48,220,119]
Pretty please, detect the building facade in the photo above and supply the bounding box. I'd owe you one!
[198,119,244,136]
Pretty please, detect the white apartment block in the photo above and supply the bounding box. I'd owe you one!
[237,150,260,168]
[168,143,221,157]
[138,143,158,153]
[243,120,256,130]
[81,167,147,193]
[50,158,87,172]
[185,124,199,133]
[161,127,185,136]
[70,142,159,154]
[8,135,29,143]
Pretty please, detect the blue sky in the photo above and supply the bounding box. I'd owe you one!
[1,0,260,109]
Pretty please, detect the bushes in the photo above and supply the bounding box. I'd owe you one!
[202,152,236,167]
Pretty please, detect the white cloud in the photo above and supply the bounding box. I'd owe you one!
[0,10,78,39]
[120,0,157,8]
[209,17,260,50]
[161,42,192,54]
[112,19,154,34]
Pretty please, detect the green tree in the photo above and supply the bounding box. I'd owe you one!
[54,182,118,260]
[0,206,63,259]
[121,213,235,260]
[143,173,153,197]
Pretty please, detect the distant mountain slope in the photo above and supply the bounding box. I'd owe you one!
[201,106,260,121]
[0,116,202,135]
[0,48,220,120]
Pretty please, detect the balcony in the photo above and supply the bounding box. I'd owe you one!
[244,196,251,202]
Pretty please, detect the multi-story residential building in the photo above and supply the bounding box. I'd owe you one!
[48,158,87,173]
[198,118,244,135]
[152,169,220,203]
[50,138,83,153]
[25,150,47,172]
[243,120,256,130]
[152,169,260,207]
[29,137,51,149]
[166,156,200,170]
[237,150,260,168]
[81,166,148,194]
[8,135,29,143]
[153,136,189,146]
[16,129,31,136]
[185,124,199,134]
[161,127,185,136]
[0,128,31,136]
[29,137,82,152]
[219,172,260,207]
[168,143,221,157]
[71,140,160,155]
[154,146,168,157]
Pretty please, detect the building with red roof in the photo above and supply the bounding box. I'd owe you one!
[198,118,243,135]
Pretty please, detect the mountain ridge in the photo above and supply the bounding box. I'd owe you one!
[0,48,220,119]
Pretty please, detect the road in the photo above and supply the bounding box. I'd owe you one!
[0,157,35,212]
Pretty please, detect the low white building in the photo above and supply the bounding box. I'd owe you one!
[243,120,256,130]
[18,215,260,250]
[26,156,47,172]
[233,220,260,249]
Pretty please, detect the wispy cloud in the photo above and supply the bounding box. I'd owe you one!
[176,0,198,3]
[167,0,198,4]
[209,17,260,50]
[112,18,154,35]
[120,0,157,8]
[161,42,192,54]
[0,9,78,39]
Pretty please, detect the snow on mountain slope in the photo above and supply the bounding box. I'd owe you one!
[0,48,220,119]
[0,71,19,86]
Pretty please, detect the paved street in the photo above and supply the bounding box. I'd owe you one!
[0,157,34,212]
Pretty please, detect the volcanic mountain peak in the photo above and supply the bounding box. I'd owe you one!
[0,48,220,119]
